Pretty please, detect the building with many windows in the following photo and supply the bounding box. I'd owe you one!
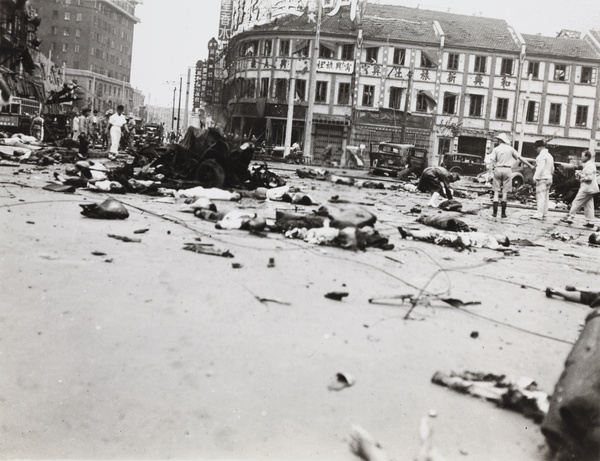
[30,0,141,114]
[220,2,600,164]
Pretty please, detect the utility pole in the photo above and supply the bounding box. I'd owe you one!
[176,76,182,133]
[183,68,191,131]
[518,74,533,156]
[171,86,176,130]
[400,70,413,143]
[284,57,297,158]
[303,1,322,163]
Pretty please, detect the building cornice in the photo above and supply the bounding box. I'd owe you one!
[98,0,140,23]
[65,68,133,87]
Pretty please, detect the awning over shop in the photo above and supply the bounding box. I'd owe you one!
[421,50,438,68]
[418,90,437,109]
[293,39,309,54]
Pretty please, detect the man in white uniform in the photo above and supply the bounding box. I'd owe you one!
[107,105,127,159]
[561,150,598,227]
[532,139,554,220]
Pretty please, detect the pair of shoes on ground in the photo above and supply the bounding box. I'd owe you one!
[560,217,573,224]
[583,223,595,228]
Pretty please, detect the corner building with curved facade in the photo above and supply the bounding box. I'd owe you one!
[221,3,600,165]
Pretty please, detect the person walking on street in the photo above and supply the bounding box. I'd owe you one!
[71,110,80,141]
[561,150,598,227]
[488,133,533,218]
[100,110,112,150]
[107,105,127,160]
[30,112,44,142]
[77,108,91,158]
[532,139,554,220]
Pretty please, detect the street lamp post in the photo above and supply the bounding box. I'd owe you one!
[171,86,176,130]
[176,76,182,134]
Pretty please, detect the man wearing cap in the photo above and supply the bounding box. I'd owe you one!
[532,139,554,220]
[488,133,533,218]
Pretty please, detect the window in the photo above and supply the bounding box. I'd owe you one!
[62,43,68,52]
[65,0,71,4]
[500,58,513,75]
[76,13,82,21]
[527,61,540,79]
[51,26,57,35]
[549,103,561,124]
[393,48,406,66]
[63,28,69,36]
[274,79,287,100]
[365,47,379,63]
[247,78,256,98]
[295,79,306,101]
[73,61,79,69]
[442,93,457,114]
[389,87,403,109]
[74,44,80,53]
[362,85,375,106]
[416,93,429,112]
[469,95,484,117]
[474,55,487,73]
[64,12,70,20]
[575,105,588,127]
[50,42,56,51]
[260,77,269,97]
[580,67,597,84]
[338,82,351,105]
[243,41,258,56]
[319,44,334,59]
[420,52,435,68]
[75,28,81,37]
[263,40,272,56]
[315,81,328,103]
[53,10,58,18]
[554,64,568,81]
[526,101,539,122]
[279,39,290,56]
[496,98,509,119]
[447,53,459,71]
[341,44,354,60]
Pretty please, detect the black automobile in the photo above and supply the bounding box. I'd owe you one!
[369,142,426,176]
[441,153,486,176]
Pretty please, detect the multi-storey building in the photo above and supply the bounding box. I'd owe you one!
[31,0,140,114]
[220,2,600,164]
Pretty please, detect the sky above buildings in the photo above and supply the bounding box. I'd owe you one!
[130,0,600,107]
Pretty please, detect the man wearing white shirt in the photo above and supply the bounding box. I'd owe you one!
[561,150,599,227]
[531,139,554,220]
[107,104,128,159]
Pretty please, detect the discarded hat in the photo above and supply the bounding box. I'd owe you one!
[105,110,113,116]
[80,198,129,219]
[534,139,546,149]
[495,133,511,144]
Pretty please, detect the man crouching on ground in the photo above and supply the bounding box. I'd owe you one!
[417,165,460,203]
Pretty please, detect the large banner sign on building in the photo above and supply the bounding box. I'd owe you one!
[219,0,233,41]
[222,0,366,37]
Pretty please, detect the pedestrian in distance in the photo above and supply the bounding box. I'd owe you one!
[417,166,460,201]
[71,109,80,141]
[77,108,91,158]
[29,112,44,141]
[107,105,128,160]
[560,150,598,228]
[487,133,534,218]
[531,139,554,220]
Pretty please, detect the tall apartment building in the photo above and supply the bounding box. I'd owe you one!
[30,0,141,114]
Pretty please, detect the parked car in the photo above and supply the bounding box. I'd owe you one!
[441,153,486,176]
[369,142,426,176]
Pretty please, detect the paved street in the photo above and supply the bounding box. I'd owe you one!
[0,159,596,460]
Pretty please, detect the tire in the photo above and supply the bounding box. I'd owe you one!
[512,176,523,188]
[449,167,462,174]
[194,159,225,188]
[372,159,379,168]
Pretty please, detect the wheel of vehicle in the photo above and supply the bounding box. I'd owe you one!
[512,176,523,188]
[449,166,462,175]
[372,159,379,168]
[194,159,225,188]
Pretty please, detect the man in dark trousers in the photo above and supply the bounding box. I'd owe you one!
[418,166,460,200]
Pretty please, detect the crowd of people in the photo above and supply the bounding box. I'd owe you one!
[418,133,598,227]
